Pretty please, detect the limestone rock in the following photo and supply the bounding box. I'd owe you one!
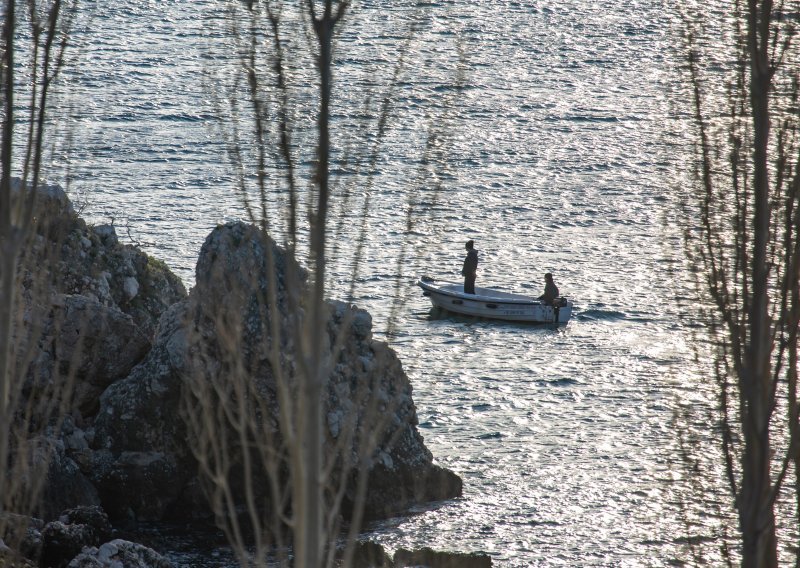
[393,547,493,568]
[58,295,150,415]
[8,505,111,568]
[20,437,101,522]
[11,179,187,423]
[0,543,38,567]
[90,301,194,522]
[90,451,183,522]
[66,539,173,568]
[92,225,118,247]
[349,540,395,567]
[14,177,187,340]
[41,521,99,568]
[91,221,461,524]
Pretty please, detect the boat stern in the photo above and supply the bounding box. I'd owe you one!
[554,298,573,323]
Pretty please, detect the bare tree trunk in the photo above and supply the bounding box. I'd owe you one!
[678,0,800,564]
[294,4,334,566]
[0,0,17,416]
[738,4,777,566]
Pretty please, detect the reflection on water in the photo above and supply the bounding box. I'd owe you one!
[54,0,721,565]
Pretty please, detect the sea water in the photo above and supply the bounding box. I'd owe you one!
[48,0,715,565]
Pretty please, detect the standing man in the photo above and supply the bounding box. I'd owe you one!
[461,240,478,294]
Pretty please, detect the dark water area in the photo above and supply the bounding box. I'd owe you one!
[35,0,724,565]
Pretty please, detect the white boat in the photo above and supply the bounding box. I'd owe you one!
[417,277,573,324]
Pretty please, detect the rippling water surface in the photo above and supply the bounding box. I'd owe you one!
[53,1,711,565]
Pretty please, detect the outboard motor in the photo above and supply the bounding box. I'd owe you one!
[553,297,567,323]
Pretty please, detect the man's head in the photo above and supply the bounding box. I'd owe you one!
[466,240,474,250]
[545,272,553,281]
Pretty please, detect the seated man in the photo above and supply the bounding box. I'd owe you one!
[538,272,559,305]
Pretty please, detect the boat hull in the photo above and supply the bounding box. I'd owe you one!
[417,279,572,324]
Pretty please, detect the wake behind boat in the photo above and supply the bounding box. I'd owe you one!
[417,277,573,324]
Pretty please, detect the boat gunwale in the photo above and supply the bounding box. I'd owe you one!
[417,279,557,307]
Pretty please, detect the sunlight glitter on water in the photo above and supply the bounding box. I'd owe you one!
[42,0,731,565]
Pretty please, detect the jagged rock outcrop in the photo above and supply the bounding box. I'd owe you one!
[6,182,461,558]
[12,179,187,420]
[34,437,102,521]
[5,181,187,539]
[350,541,395,567]
[1,506,114,568]
[66,539,173,568]
[40,506,113,568]
[13,178,187,340]
[52,295,150,415]
[92,221,461,523]
[89,302,194,522]
[394,547,493,568]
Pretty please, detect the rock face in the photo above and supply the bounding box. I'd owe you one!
[93,221,461,523]
[35,436,103,521]
[394,547,493,568]
[40,505,113,568]
[66,539,174,568]
[7,182,461,560]
[12,178,187,420]
[90,302,194,522]
[1,506,114,568]
[13,178,187,341]
[6,180,188,533]
[53,295,151,416]
[0,513,44,563]
[350,540,395,567]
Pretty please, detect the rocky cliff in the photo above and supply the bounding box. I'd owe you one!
[92,221,462,523]
[3,182,461,566]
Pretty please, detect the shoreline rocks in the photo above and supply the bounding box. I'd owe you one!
[5,182,463,565]
[67,539,173,568]
[394,547,493,567]
[92,221,462,523]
